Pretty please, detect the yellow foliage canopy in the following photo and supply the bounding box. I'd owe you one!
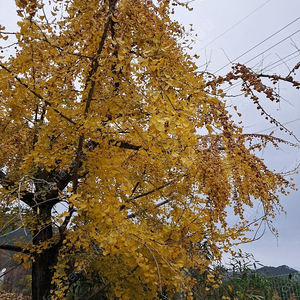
[0,0,294,299]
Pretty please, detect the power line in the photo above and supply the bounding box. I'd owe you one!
[212,51,299,94]
[215,16,300,73]
[267,53,300,71]
[256,118,300,133]
[243,29,300,65]
[196,0,271,53]
[222,56,300,92]
[261,50,299,71]
[222,51,299,91]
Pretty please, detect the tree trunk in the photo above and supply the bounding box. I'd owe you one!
[31,203,59,300]
[32,246,57,300]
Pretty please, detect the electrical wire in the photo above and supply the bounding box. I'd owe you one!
[208,50,299,95]
[214,17,300,73]
[256,118,300,133]
[196,0,271,53]
[267,53,300,71]
[222,55,299,93]
[261,50,300,71]
[243,29,300,65]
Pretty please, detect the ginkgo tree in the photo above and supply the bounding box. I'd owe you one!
[0,0,298,299]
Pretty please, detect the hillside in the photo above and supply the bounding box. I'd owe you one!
[256,265,299,276]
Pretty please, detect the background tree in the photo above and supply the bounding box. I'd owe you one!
[0,0,298,299]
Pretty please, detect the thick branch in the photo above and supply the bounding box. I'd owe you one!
[54,170,73,191]
[110,140,143,151]
[0,171,36,207]
[73,0,119,192]
[59,207,75,239]
[20,191,36,207]
[0,244,29,253]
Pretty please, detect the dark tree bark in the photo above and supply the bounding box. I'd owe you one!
[31,203,58,300]
[0,170,67,300]
[29,181,66,300]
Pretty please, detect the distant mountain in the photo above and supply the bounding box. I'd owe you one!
[256,265,299,276]
[0,226,32,245]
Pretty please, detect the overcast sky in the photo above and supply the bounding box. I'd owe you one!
[0,0,300,270]
[174,0,300,270]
